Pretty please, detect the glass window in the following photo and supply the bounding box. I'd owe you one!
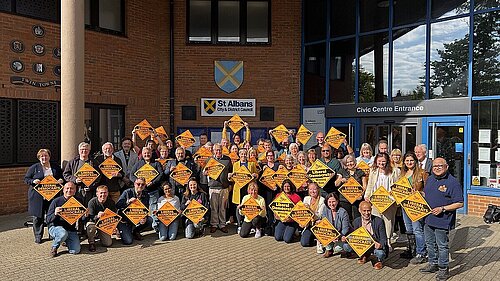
[473,10,500,97]
[331,0,355,38]
[189,0,212,42]
[247,1,268,43]
[85,0,91,25]
[472,100,499,187]
[359,32,389,103]
[360,0,389,33]
[304,44,326,106]
[218,0,240,42]
[85,105,124,154]
[0,0,11,12]
[474,0,500,11]
[99,0,122,32]
[393,0,427,27]
[431,0,469,19]
[329,38,356,103]
[429,17,469,99]
[304,0,326,42]
[16,0,58,22]
[405,126,417,154]
[392,24,426,100]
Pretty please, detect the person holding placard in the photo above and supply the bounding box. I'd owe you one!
[420,158,463,281]
[24,148,64,244]
[116,177,153,244]
[156,182,180,241]
[335,154,367,221]
[345,201,388,269]
[259,150,280,236]
[306,148,317,170]
[274,180,301,243]
[86,185,117,251]
[319,144,341,194]
[63,142,101,207]
[300,182,326,251]
[222,120,251,149]
[164,147,198,201]
[46,182,83,257]
[320,192,351,258]
[310,131,325,159]
[96,142,125,203]
[399,152,428,263]
[181,178,209,239]
[365,153,400,252]
[356,143,374,166]
[238,182,267,238]
[114,137,139,190]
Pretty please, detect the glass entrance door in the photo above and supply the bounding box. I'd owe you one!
[363,122,418,154]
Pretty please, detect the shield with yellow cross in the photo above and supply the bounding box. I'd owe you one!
[214,60,243,94]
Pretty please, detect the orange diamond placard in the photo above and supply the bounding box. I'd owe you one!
[295,125,313,145]
[183,199,208,224]
[154,126,168,144]
[325,127,346,149]
[227,114,245,133]
[170,162,193,186]
[156,201,180,226]
[338,177,364,204]
[75,163,100,187]
[269,192,295,221]
[290,201,315,228]
[176,130,196,149]
[272,165,289,188]
[205,158,225,180]
[311,217,341,247]
[356,161,371,176]
[391,177,413,205]
[229,152,239,164]
[59,197,86,225]
[134,119,154,140]
[346,226,375,257]
[288,165,308,189]
[370,186,395,214]
[95,208,121,236]
[270,124,290,143]
[123,199,149,225]
[240,196,262,221]
[134,163,159,184]
[307,160,335,188]
[259,166,277,190]
[99,157,122,179]
[401,192,432,222]
[194,147,213,168]
[34,175,62,201]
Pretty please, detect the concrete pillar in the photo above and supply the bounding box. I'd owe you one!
[61,0,85,164]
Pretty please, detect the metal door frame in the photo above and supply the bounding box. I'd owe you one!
[360,117,422,154]
[327,118,359,153]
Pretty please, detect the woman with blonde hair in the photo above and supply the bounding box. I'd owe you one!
[390,148,403,169]
[356,143,374,165]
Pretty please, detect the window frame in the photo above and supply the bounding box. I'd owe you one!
[85,0,126,36]
[0,0,61,23]
[187,0,271,45]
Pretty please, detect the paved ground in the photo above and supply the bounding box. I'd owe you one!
[0,213,499,280]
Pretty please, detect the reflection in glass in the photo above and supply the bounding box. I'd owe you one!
[365,125,376,152]
[393,0,427,27]
[305,0,326,42]
[247,1,269,43]
[392,126,402,150]
[359,32,389,102]
[304,44,326,105]
[329,38,356,103]
[405,126,417,154]
[434,125,465,186]
[473,11,500,96]
[474,0,500,11]
[430,17,469,99]
[392,25,426,100]
[218,0,240,42]
[189,0,212,42]
[331,0,355,37]
[431,0,469,19]
[360,0,389,33]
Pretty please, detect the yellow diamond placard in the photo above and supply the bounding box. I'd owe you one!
[356,161,371,176]
[325,127,346,149]
[205,158,226,180]
[269,192,295,221]
[240,196,262,221]
[307,160,335,188]
[290,201,315,228]
[296,124,313,145]
[154,126,169,144]
[156,201,180,227]
[229,152,239,164]
[157,158,168,169]
[370,186,395,213]
[259,166,277,190]
[227,114,245,133]
[99,157,122,179]
[338,177,364,204]
[134,163,159,184]
[258,151,267,162]
[288,165,308,189]
[59,197,87,225]
[311,217,341,247]
[346,226,375,257]
[176,130,196,149]
[272,165,290,188]
[75,163,100,187]
[194,147,213,168]
[257,145,265,154]
[401,192,432,222]
[276,152,286,165]
[222,146,230,156]
[183,199,208,224]
[134,119,154,140]
[34,175,63,201]
[170,162,193,186]
[270,124,290,143]
[95,208,122,236]
[123,199,149,225]
[232,165,253,188]
[391,177,413,205]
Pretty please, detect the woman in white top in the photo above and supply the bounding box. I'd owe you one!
[356,143,374,166]
[364,152,400,251]
[300,182,326,251]
[156,182,181,241]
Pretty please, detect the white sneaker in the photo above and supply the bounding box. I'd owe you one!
[250,228,256,235]
[316,241,325,254]
[237,227,241,234]
[254,229,262,238]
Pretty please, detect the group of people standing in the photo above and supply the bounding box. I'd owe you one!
[24,122,463,281]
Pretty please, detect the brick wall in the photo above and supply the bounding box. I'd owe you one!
[467,194,500,217]
[0,167,29,215]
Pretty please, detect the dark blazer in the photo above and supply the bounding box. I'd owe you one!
[352,215,388,255]
[129,159,164,193]
[164,158,199,196]
[421,158,433,174]
[24,162,64,218]
[95,155,125,193]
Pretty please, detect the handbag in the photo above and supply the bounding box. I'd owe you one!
[483,204,500,224]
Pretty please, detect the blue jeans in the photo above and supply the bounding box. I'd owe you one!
[148,190,160,230]
[158,218,179,241]
[424,224,449,268]
[185,221,203,239]
[345,243,386,261]
[117,216,153,245]
[48,226,80,254]
[274,221,297,243]
[402,210,426,255]
[300,228,315,247]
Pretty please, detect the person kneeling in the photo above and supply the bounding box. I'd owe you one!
[319,192,351,258]
[238,182,266,238]
[181,178,209,239]
[344,201,388,270]
[86,185,117,251]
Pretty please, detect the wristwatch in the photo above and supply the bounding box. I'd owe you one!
[441,206,446,213]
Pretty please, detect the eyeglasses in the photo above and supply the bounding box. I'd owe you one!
[432,164,446,168]
[322,150,331,152]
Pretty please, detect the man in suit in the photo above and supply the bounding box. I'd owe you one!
[96,142,125,203]
[164,147,199,201]
[114,137,139,190]
[415,144,432,174]
[344,201,388,270]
